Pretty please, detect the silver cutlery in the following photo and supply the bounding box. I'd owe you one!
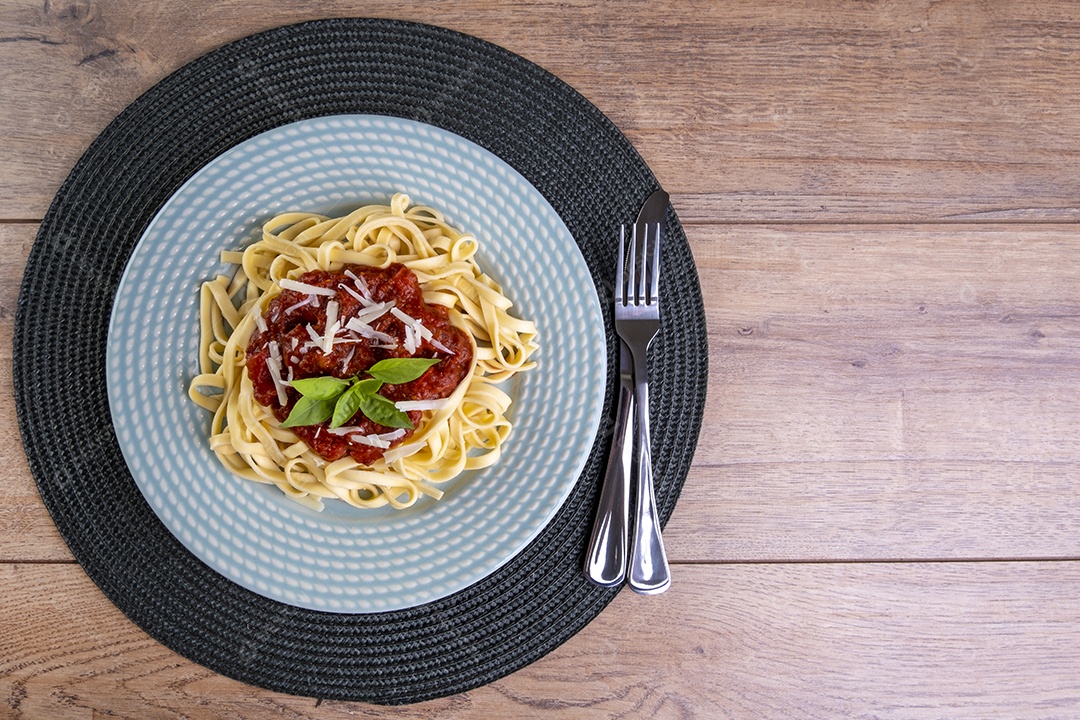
[617,192,671,594]
[585,190,672,594]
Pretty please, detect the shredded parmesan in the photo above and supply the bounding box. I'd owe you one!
[351,429,407,448]
[395,399,450,412]
[324,427,407,449]
[326,425,364,436]
[265,342,289,406]
[403,324,418,354]
[322,301,339,353]
[389,307,452,354]
[427,335,454,355]
[340,284,368,305]
[352,300,395,325]
[391,306,419,329]
[341,346,355,373]
[283,295,314,315]
[279,278,336,296]
[344,269,373,301]
[344,317,397,345]
[254,311,268,334]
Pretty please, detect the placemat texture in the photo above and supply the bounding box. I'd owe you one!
[14,18,708,703]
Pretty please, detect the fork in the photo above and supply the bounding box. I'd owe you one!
[615,222,671,594]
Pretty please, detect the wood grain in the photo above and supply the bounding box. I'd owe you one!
[668,223,1080,561]
[6,222,1080,562]
[692,224,1080,469]
[5,0,1080,221]
[7,0,1080,716]
[3,562,1080,719]
[0,225,63,563]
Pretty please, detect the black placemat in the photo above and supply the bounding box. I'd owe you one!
[14,18,707,704]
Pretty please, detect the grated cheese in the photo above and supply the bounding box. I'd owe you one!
[341,346,355,373]
[279,278,336,296]
[283,295,315,315]
[344,317,397,345]
[351,429,407,449]
[322,301,339,353]
[395,399,449,412]
[389,307,453,355]
[390,306,420,330]
[254,311,268,334]
[403,324,418,354]
[326,425,364,436]
[265,342,289,406]
[344,269,373,301]
[352,300,395,325]
[324,427,407,449]
[427,335,454,355]
[340,283,371,306]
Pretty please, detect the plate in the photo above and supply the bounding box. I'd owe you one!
[106,114,606,613]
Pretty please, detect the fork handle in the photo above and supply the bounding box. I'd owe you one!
[584,381,633,587]
[628,372,671,594]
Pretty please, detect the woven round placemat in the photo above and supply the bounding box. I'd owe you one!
[14,18,707,703]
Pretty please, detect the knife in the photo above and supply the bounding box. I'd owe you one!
[627,190,671,595]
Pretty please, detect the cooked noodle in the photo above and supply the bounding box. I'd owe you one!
[188,193,538,510]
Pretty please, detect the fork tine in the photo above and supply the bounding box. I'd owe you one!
[627,223,639,304]
[635,222,649,305]
[616,225,626,305]
[648,221,661,305]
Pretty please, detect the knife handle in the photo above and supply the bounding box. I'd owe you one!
[584,382,633,587]
[628,374,671,594]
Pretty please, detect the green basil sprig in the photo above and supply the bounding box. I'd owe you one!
[281,358,441,430]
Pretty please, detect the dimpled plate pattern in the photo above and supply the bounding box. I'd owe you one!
[106,115,606,613]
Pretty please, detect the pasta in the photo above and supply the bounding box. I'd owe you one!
[188,193,539,511]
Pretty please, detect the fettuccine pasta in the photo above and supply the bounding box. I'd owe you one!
[188,193,538,511]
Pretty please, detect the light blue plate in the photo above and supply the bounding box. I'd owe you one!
[106,115,606,613]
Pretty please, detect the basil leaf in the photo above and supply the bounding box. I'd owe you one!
[359,393,414,429]
[353,377,383,395]
[289,376,352,400]
[367,357,441,384]
[281,395,337,428]
[331,378,383,428]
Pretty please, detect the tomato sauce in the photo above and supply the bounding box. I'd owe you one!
[245,263,473,465]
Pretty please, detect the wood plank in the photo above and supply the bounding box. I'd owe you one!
[0,224,67,562]
[665,222,1080,561]
[691,223,1080,467]
[5,1,1080,221]
[666,460,1080,562]
[7,222,1080,562]
[2,561,1080,718]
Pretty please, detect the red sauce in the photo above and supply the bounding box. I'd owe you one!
[245,263,473,465]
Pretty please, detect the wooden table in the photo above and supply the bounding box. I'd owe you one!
[4,2,1080,717]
